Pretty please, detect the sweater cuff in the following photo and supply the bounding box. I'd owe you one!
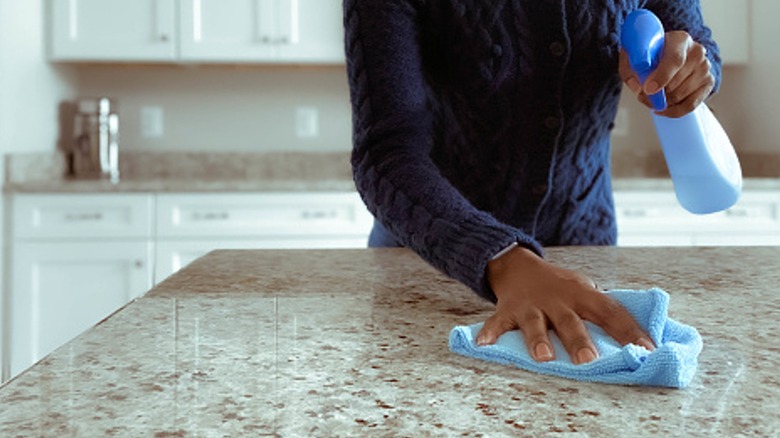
[441,215,543,304]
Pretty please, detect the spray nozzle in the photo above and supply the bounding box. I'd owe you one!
[620,9,668,111]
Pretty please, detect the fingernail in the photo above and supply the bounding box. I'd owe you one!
[576,348,598,365]
[476,335,491,346]
[627,78,641,94]
[637,337,656,351]
[645,81,660,95]
[534,343,554,361]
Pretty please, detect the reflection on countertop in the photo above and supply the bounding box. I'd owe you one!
[3,150,780,193]
[0,247,778,436]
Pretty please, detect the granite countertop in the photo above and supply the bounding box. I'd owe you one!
[5,151,780,193]
[1,247,778,436]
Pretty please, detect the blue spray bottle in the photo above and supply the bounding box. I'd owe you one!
[620,9,742,214]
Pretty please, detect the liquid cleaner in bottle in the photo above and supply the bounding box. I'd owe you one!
[620,9,742,214]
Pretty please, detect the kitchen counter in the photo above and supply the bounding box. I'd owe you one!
[1,247,778,436]
[5,150,780,193]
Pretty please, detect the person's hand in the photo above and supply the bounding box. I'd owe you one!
[619,30,715,118]
[476,246,655,364]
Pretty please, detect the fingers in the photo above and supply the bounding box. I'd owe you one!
[643,31,693,96]
[580,294,655,351]
[474,308,559,363]
[657,82,713,118]
[475,312,516,346]
[625,31,713,116]
[548,309,599,365]
[518,309,555,362]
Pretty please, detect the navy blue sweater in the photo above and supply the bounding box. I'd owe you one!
[344,0,721,301]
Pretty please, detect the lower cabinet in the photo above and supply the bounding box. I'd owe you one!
[10,241,153,377]
[3,191,372,381]
[614,189,780,246]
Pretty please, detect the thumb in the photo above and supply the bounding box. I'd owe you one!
[618,48,642,94]
[475,312,516,346]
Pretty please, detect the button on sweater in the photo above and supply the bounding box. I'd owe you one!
[344,0,722,302]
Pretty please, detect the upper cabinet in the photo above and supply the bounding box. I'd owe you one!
[180,0,344,63]
[47,0,345,64]
[49,0,177,61]
[701,0,750,64]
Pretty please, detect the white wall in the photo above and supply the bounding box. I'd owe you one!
[76,65,352,152]
[712,0,780,153]
[0,0,77,378]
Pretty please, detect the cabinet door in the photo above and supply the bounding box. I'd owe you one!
[276,0,345,64]
[701,0,749,64]
[10,241,153,378]
[179,0,277,62]
[49,0,176,61]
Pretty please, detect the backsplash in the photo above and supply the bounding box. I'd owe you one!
[5,149,778,190]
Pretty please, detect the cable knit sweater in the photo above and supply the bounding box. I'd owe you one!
[344,0,721,302]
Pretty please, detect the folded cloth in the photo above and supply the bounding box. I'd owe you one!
[448,288,702,388]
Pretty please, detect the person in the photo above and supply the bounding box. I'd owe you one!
[343,1,719,365]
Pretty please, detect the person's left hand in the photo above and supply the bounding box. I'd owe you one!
[619,30,715,118]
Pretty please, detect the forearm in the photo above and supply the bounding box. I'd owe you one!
[345,0,542,301]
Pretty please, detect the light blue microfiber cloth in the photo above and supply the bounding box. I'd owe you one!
[449,288,702,388]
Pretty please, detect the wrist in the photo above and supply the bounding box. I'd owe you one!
[487,244,541,299]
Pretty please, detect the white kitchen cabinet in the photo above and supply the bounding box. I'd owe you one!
[48,0,344,64]
[180,0,344,63]
[154,192,373,282]
[701,0,750,64]
[614,189,780,246]
[6,194,154,381]
[48,0,177,61]
[10,241,152,378]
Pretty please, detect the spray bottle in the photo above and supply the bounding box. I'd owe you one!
[620,9,742,214]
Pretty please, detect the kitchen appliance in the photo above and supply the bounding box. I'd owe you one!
[71,97,120,183]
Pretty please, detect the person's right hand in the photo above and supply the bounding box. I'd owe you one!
[476,246,655,364]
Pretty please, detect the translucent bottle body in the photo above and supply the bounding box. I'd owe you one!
[652,105,742,214]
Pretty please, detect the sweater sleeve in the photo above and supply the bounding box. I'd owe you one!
[343,0,543,302]
[644,0,723,95]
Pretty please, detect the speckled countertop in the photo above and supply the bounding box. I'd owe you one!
[1,247,778,437]
[4,150,780,193]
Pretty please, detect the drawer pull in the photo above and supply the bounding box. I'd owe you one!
[301,210,338,220]
[621,209,650,218]
[725,208,759,218]
[191,212,230,221]
[64,212,104,222]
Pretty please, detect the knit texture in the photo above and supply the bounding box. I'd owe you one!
[344,0,721,301]
[448,288,703,388]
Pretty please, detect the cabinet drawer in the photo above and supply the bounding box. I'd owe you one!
[156,192,373,238]
[13,194,153,240]
[614,190,780,233]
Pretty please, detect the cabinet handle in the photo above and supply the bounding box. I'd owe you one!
[301,210,338,220]
[134,260,144,269]
[621,209,649,218]
[725,208,758,218]
[191,211,230,221]
[155,0,175,44]
[64,212,104,222]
